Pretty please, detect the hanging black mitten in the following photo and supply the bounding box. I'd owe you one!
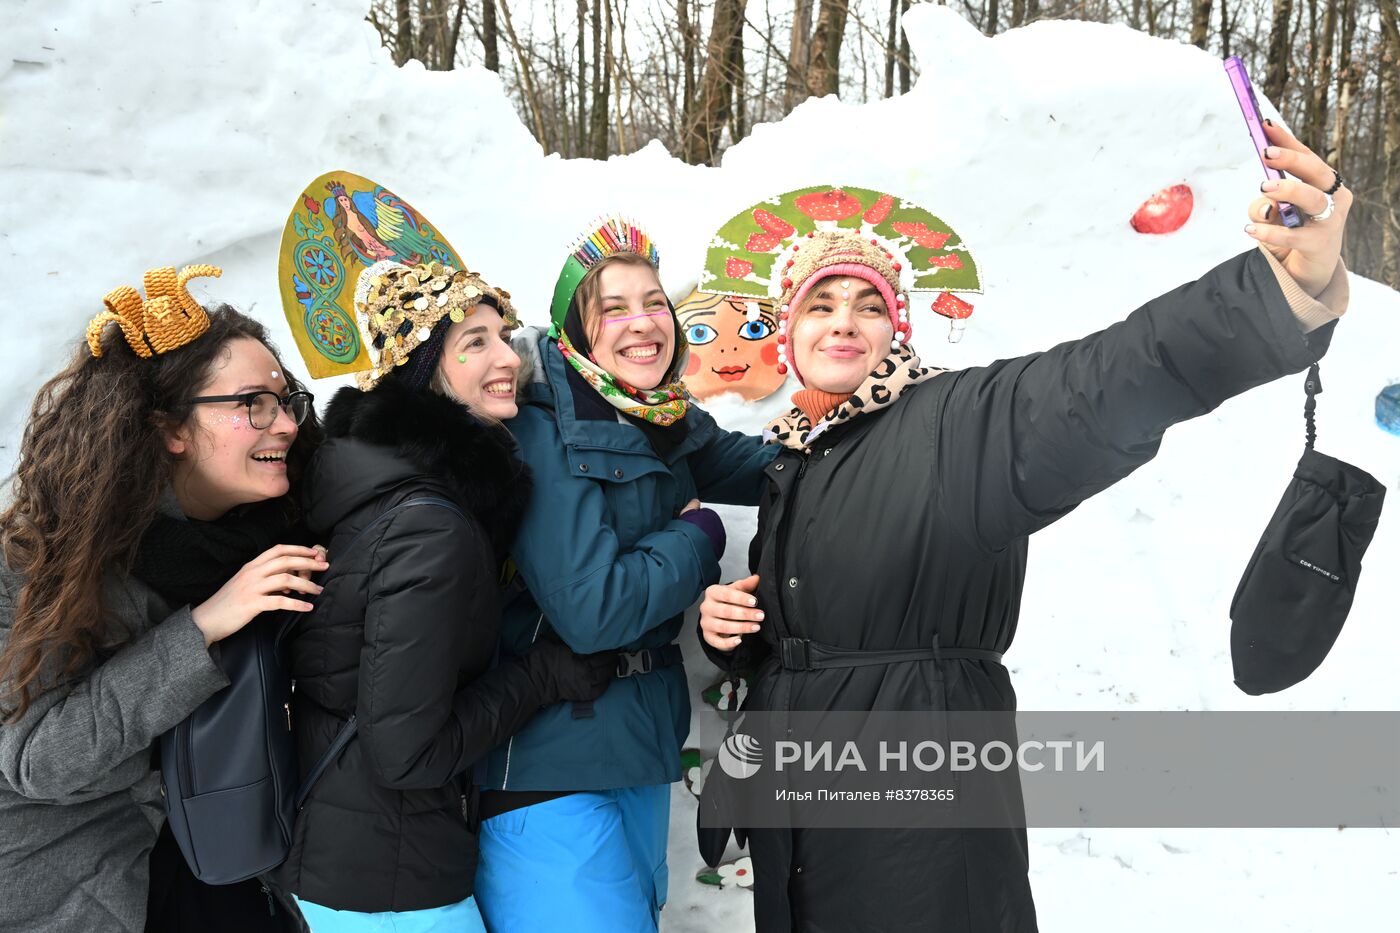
[1230,364,1386,695]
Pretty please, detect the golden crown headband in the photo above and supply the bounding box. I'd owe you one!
[87,265,223,359]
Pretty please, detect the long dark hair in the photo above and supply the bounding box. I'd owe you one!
[0,305,322,722]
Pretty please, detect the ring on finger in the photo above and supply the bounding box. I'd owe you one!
[1308,193,1335,223]
[1323,169,1344,196]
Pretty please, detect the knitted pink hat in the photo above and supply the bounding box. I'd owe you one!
[776,233,910,386]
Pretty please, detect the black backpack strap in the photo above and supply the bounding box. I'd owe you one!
[289,496,467,808]
[276,497,467,648]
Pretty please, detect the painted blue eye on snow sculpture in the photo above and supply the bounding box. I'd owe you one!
[686,323,718,345]
[1376,384,1400,436]
[739,319,774,341]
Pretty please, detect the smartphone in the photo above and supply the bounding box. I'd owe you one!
[1224,56,1304,228]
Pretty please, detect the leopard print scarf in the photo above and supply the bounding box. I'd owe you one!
[762,344,945,453]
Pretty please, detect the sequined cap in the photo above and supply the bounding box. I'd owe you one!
[355,259,518,390]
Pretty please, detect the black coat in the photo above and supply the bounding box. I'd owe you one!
[276,379,538,913]
[704,250,1335,932]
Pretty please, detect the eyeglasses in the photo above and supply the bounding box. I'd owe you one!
[184,390,314,430]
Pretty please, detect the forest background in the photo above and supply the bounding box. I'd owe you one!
[368,0,1400,287]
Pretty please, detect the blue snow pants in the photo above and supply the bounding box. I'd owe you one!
[293,894,487,932]
[473,784,670,932]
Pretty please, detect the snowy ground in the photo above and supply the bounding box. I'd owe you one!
[3,1,1397,929]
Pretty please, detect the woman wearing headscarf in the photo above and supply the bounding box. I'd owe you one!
[472,219,778,932]
[698,123,1354,931]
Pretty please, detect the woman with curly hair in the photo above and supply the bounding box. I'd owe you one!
[0,266,324,933]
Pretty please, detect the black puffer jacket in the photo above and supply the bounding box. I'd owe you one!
[276,378,540,913]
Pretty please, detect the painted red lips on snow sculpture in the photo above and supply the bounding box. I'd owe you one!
[1131,184,1194,234]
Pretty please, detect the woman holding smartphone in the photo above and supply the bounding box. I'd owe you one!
[698,122,1354,932]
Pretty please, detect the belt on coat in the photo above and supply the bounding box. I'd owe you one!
[778,637,1003,671]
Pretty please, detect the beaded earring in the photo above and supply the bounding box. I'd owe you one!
[776,304,790,376]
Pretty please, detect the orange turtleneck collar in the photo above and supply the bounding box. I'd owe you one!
[792,388,853,426]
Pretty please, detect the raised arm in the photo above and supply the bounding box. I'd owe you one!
[932,247,1341,553]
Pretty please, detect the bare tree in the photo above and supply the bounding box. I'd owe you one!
[678,0,697,133]
[577,0,587,155]
[358,0,1396,288]
[1263,0,1294,104]
[482,0,500,71]
[787,0,816,109]
[1308,0,1337,154]
[394,0,415,65]
[899,0,911,92]
[1191,0,1212,48]
[588,0,612,157]
[807,0,851,97]
[497,0,548,147]
[1380,0,1400,288]
[685,0,748,163]
[884,0,898,96]
[1331,0,1357,167]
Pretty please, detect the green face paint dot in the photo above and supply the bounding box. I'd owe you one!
[457,354,467,364]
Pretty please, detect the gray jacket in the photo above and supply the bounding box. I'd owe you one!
[0,564,228,932]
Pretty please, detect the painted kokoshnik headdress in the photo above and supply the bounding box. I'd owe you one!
[700,187,981,451]
[277,171,515,389]
[700,185,983,376]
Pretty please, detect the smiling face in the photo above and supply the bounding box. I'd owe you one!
[436,306,521,419]
[789,275,893,394]
[165,337,301,520]
[674,288,786,402]
[584,259,676,391]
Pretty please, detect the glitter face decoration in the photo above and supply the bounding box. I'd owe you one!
[602,309,672,327]
[673,284,787,403]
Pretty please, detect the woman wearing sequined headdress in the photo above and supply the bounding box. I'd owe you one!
[273,258,617,932]
[471,218,777,932]
[698,125,1355,933]
[0,266,323,933]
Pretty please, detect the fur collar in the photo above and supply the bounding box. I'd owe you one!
[318,378,532,558]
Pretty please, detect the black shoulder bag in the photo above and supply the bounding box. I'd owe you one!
[160,497,466,884]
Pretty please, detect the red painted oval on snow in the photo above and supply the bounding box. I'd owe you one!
[1131,184,1193,234]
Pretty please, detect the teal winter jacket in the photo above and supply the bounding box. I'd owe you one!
[481,331,776,791]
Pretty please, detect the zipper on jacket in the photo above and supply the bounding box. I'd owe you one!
[501,611,546,789]
[775,451,812,629]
